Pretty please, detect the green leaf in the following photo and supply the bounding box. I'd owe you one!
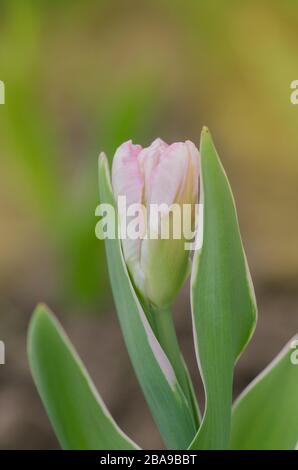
[28,304,138,450]
[231,335,298,450]
[189,128,257,449]
[98,154,197,450]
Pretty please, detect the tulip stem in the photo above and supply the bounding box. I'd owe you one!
[154,307,184,380]
[150,305,199,428]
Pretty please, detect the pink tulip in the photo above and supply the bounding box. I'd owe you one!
[112,138,199,308]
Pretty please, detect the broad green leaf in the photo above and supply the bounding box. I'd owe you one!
[231,335,298,450]
[98,154,197,450]
[189,128,257,449]
[28,304,138,450]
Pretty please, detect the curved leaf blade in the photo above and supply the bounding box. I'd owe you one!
[28,304,138,450]
[231,335,298,450]
[189,128,257,449]
[98,154,196,450]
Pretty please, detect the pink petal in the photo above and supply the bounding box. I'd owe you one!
[137,138,168,204]
[112,140,144,267]
[149,142,189,207]
[112,140,143,207]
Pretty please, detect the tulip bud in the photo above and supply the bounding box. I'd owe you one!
[112,138,199,308]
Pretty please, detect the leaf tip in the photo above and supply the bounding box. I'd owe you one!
[98,152,108,169]
[98,152,113,198]
[28,303,53,354]
[31,303,52,325]
[200,125,214,149]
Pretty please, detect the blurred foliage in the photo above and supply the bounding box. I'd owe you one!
[0,0,297,311]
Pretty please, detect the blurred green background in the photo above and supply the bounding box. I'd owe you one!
[0,0,297,449]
